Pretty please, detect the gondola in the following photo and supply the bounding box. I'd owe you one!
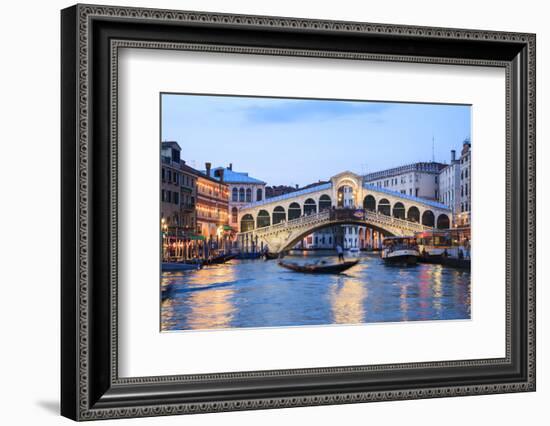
[203,253,236,265]
[278,259,359,274]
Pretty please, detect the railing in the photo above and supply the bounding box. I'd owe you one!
[238,208,430,237]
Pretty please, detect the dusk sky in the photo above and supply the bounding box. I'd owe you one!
[161,94,471,187]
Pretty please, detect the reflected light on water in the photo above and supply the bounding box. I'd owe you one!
[329,272,368,325]
[186,288,235,330]
[161,253,471,331]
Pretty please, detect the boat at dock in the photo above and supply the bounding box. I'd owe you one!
[381,236,419,266]
[161,262,202,272]
[202,253,236,266]
[278,259,359,274]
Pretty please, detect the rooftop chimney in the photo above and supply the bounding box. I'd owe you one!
[451,150,456,162]
[205,162,211,177]
[228,163,233,171]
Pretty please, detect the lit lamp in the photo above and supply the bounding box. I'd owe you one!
[161,218,168,260]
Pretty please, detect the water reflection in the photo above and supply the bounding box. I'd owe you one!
[161,253,471,331]
[329,266,368,325]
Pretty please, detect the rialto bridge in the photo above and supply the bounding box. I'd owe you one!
[236,171,452,253]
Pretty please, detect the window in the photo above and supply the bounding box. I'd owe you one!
[465,183,468,195]
[231,207,238,223]
[167,170,172,182]
[246,188,252,202]
[415,188,419,197]
[256,188,262,201]
[161,190,165,202]
[161,168,165,182]
[173,192,179,205]
[166,191,171,203]
[239,188,245,202]
[232,187,238,202]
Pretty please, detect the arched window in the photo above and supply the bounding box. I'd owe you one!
[240,214,254,232]
[304,198,317,215]
[337,185,354,207]
[231,207,238,223]
[422,210,435,227]
[319,194,332,211]
[407,206,420,222]
[392,202,405,219]
[232,187,238,202]
[363,195,376,211]
[245,188,252,202]
[272,206,286,224]
[288,202,301,220]
[437,214,450,229]
[239,188,245,202]
[256,188,263,201]
[257,210,270,228]
[378,198,391,216]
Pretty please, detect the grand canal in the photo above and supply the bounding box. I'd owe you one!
[161,252,470,331]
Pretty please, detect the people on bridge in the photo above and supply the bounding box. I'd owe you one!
[336,244,345,262]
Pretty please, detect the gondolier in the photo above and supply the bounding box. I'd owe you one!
[336,244,344,262]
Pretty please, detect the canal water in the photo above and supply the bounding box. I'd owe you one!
[161,252,471,331]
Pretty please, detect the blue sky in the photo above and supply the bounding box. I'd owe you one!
[161,94,470,187]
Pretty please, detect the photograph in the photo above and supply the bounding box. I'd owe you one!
[159,94,473,332]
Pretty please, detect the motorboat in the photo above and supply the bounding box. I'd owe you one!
[381,236,419,266]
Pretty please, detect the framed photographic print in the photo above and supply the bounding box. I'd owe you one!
[61,4,536,421]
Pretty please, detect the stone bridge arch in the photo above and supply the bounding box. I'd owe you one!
[278,219,396,253]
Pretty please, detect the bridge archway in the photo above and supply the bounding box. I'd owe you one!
[422,210,435,227]
[240,214,255,232]
[437,214,450,229]
[304,198,317,215]
[378,198,391,216]
[279,220,396,253]
[393,202,406,219]
[257,210,270,228]
[363,195,376,211]
[288,202,301,220]
[407,206,420,222]
[272,206,286,224]
[319,194,332,211]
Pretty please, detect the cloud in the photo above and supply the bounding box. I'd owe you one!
[245,99,391,124]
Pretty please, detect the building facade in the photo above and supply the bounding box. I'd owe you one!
[160,141,197,234]
[195,163,230,247]
[436,139,471,226]
[207,164,266,230]
[438,149,461,215]
[363,162,446,201]
[458,139,472,226]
